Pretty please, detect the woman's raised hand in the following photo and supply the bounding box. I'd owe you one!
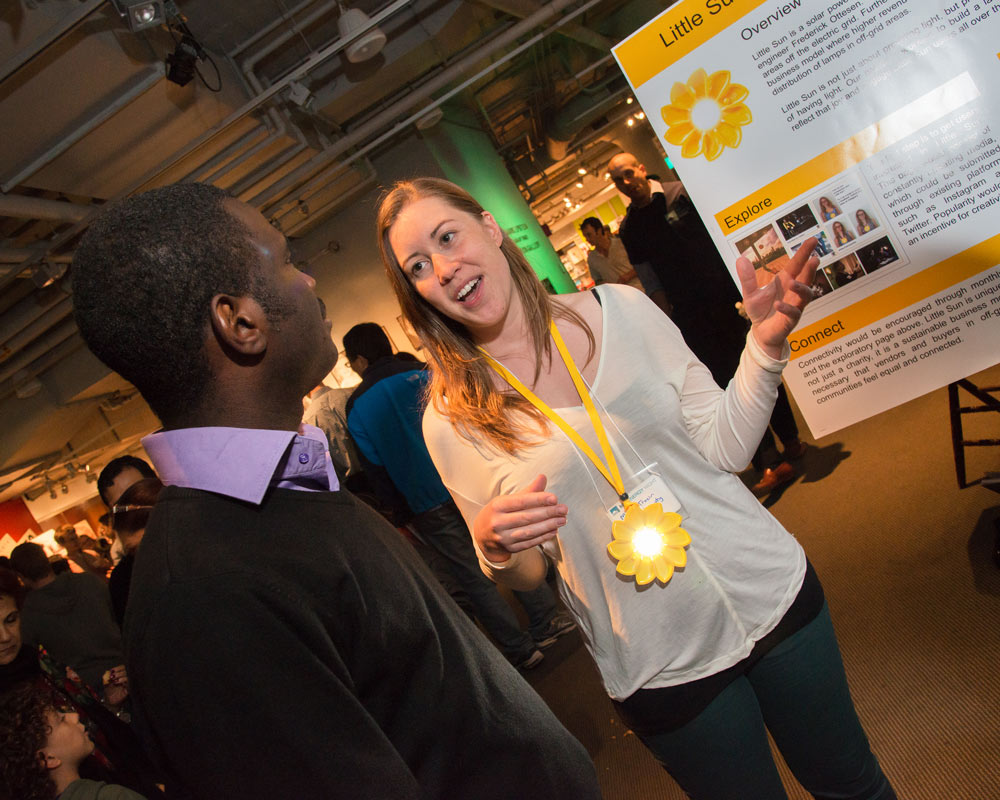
[737,237,820,359]
[473,474,567,563]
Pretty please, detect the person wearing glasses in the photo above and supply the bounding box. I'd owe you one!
[107,478,163,627]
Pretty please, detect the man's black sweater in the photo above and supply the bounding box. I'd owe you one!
[124,485,599,799]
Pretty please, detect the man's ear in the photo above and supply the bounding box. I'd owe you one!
[209,294,268,356]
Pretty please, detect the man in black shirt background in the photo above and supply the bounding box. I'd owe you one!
[609,153,806,495]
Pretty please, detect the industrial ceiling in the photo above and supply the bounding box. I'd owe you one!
[0,0,666,509]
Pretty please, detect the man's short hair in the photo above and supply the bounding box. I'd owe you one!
[343,323,392,364]
[580,217,603,233]
[72,183,289,424]
[9,542,53,583]
[97,455,156,506]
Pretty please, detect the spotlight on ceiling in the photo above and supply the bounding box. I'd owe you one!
[338,4,387,63]
[112,0,166,33]
[61,483,69,495]
[48,484,58,500]
[30,261,66,289]
[166,35,202,86]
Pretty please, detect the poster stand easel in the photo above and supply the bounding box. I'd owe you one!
[948,379,1000,490]
[948,379,1000,567]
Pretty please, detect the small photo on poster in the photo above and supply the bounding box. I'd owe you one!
[792,231,834,258]
[850,207,880,236]
[777,205,819,241]
[830,220,856,248]
[734,223,791,285]
[810,268,835,298]
[814,195,842,222]
[856,236,899,274]
[823,253,866,288]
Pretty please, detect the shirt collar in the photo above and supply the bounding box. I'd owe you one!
[142,424,339,505]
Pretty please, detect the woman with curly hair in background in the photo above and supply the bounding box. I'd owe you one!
[0,568,163,798]
[0,683,147,799]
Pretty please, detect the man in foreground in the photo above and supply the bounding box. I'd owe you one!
[70,183,601,800]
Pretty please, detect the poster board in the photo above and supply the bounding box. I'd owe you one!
[614,0,1000,437]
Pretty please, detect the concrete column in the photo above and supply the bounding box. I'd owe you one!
[421,107,576,293]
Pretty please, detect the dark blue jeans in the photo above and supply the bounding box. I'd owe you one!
[411,501,557,664]
[636,604,896,800]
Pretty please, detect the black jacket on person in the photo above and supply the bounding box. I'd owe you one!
[619,191,748,385]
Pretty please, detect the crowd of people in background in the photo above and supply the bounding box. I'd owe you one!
[0,154,897,800]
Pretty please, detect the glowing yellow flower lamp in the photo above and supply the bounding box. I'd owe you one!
[608,503,690,586]
[661,68,751,162]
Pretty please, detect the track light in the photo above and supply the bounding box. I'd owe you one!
[166,35,202,87]
[112,0,166,32]
[49,485,57,500]
[30,261,65,289]
[61,483,69,495]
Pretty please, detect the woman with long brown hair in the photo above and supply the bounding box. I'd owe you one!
[375,177,896,800]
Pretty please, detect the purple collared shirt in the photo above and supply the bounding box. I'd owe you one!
[142,424,340,505]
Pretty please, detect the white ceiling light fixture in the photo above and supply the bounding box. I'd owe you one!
[112,0,166,33]
[338,4,388,64]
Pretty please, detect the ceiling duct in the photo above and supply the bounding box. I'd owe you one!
[544,82,622,162]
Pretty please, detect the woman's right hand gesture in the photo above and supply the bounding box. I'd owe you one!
[473,474,568,563]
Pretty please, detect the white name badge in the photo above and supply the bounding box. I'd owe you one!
[606,465,681,521]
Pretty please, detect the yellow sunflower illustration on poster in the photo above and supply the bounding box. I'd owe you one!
[661,68,751,162]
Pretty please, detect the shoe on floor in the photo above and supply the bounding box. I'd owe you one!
[534,613,578,650]
[752,461,795,496]
[515,649,545,670]
[782,439,808,460]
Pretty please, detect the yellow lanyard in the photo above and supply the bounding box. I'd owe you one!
[479,321,633,507]
[480,318,690,587]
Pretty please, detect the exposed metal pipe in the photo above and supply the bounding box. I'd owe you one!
[545,82,626,161]
[229,142,311,200]
[241,0,340,83]
[0,0,107,84]
[0,0,397,291]
[0,286,69,349]
[256,0,600,212]
[178,125,273,184]
[0,336,85,404]
[227,0,324,58]
[0,318,78,387]
[201,127,290,186]
[0,295,74,366]
[1,65,166,192]
[276,161,378,235]
[0,249,74,264]
[260,0,605,215]
[476,0,612,51]
[0,195,93,223]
